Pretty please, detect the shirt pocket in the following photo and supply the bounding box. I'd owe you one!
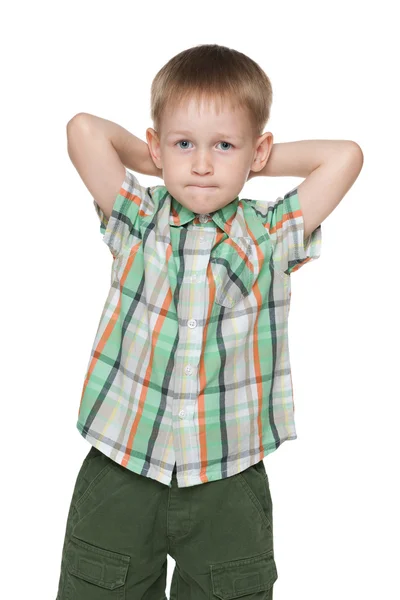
[210,236,264,309]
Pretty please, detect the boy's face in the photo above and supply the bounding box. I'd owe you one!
[146,96,273,215]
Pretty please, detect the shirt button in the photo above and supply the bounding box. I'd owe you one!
[179,409,186,419]
[184,365,193,375]
[199,235,205,242]
[187,319,197,328]
[199,214,210,223]
[191,274,197,282]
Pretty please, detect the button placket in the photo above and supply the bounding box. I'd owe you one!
[173,219,215,473]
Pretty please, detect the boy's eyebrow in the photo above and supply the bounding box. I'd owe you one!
[166,130,245,141]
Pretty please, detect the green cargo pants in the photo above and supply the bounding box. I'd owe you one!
[55,445,278,599]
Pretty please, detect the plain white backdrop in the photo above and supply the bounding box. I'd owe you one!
[2,1,398,598]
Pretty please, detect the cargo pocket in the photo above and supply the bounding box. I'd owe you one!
[210,550,278,599]
[65,536,130,599]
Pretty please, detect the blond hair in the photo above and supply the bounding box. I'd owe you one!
[150,44,273,140]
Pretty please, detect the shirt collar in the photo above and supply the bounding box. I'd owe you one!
[167,189,240,238]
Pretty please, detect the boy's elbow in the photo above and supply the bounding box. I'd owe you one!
[66,112,90,130]
[348,141,364,164]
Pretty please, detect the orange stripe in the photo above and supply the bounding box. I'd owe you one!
[224,236,255,273]
[170,205,181,224]
[122,242,174,466]
[197,229,224,482]
[266,206,309,279]
[290,256,312,273]
[122,187,141,205]
[198,264,217,482]
[78,241,142,416]
[224,206,236,236]
[247,227,267,459]
[267,208,302,235]
[252,283,264,458]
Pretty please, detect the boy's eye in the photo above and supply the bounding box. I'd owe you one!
[176,140,232,151]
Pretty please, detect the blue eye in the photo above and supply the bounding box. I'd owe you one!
[176,140,232,151]
[177,140,192,150]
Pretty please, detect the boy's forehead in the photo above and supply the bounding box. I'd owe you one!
[163,98,251,138]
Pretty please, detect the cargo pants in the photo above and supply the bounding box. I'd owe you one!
[55,445,278,599]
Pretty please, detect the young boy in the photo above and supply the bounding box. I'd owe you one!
[56,44,363,599]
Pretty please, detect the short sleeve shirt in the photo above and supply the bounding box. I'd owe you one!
[77,168,322,488]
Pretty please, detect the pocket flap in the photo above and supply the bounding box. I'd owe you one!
[66,536,130,590]
[211,550,277,599]
[211,236,258,308]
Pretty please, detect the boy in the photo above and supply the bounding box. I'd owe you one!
[56,44,363,599]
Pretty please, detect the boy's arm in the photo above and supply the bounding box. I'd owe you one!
[66,113,162,220]
[249,140,364,240]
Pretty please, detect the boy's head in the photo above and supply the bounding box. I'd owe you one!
[146,44,274,215]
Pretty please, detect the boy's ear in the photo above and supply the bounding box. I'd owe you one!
[250,131,274,175]
[146,128,163,169]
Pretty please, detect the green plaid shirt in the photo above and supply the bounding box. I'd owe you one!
[77,168,322,488]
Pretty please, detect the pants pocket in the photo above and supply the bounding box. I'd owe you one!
[210,549,278,599]
[236,462,273,531]
[74,448,114,512]
[63,536,130,599]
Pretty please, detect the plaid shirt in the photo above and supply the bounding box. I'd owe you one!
[77,168,322,488]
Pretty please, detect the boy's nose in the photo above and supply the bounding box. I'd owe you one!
[191,160,213,176]
[191,149,214,173]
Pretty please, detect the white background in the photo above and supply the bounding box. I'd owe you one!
[2,1,399,598]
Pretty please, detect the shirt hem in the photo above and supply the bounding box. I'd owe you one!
[176,436,298,488]
[76,422,173,487]
[76,420,297,488]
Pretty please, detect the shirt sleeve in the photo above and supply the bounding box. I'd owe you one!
[257,186,322,275]
[92,168,147,257]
